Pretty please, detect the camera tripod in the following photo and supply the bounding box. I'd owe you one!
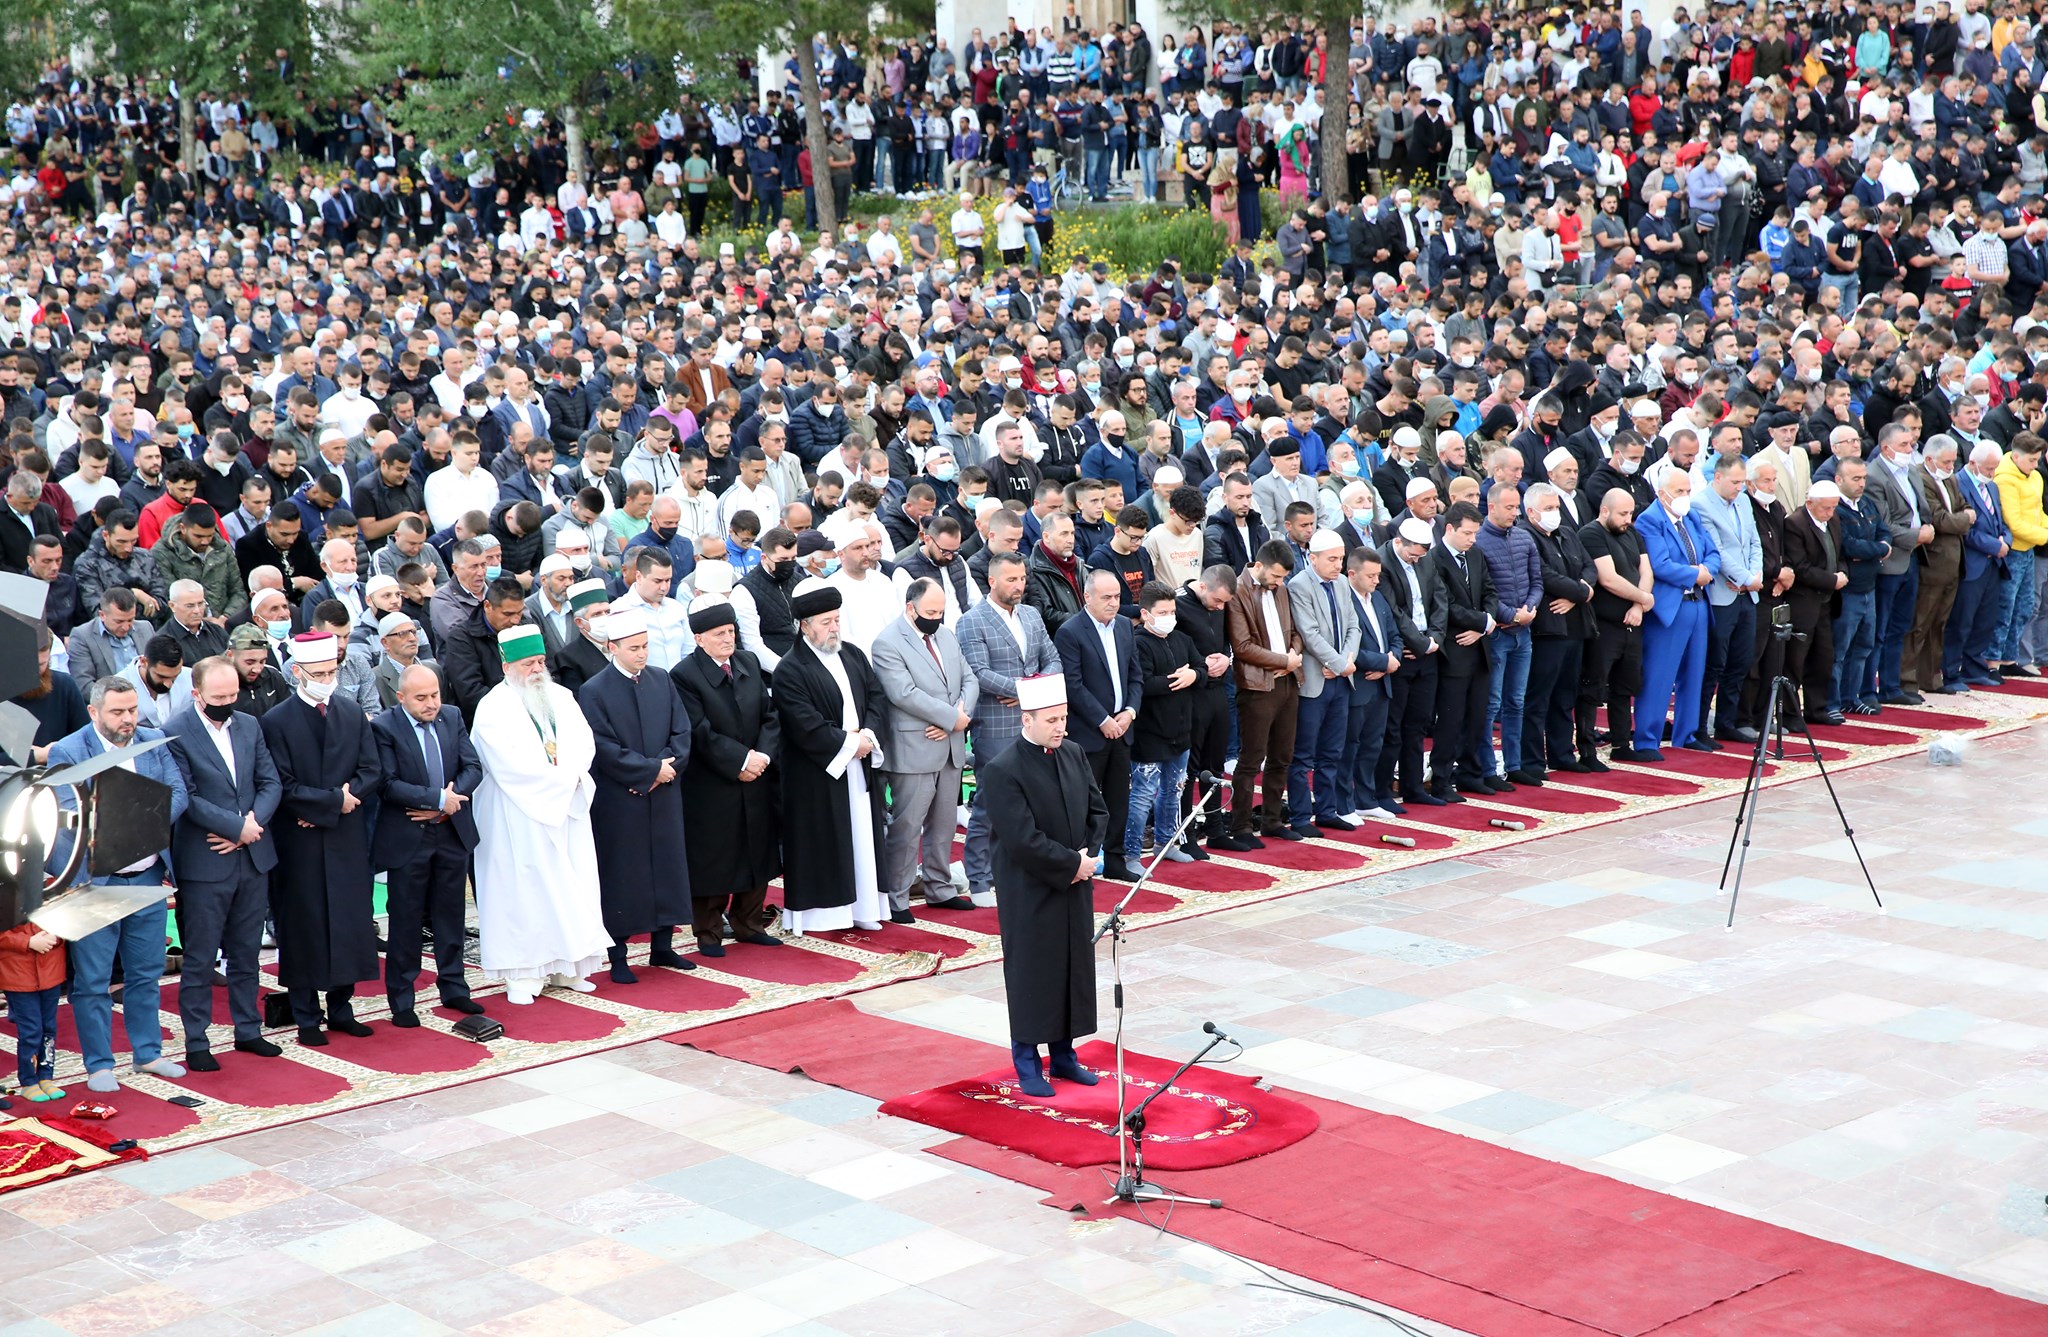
[1718,650,1883,929]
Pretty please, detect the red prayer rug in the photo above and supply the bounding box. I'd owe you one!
[0,1115,146,1195]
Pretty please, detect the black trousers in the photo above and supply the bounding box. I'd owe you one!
[1431,670,1490,790]
[1183,688,1229,829]
[1383,654,1438,799]
[1578,619,1642,753]
[1087,735,1132,855]
[1525,636,1583,769]
[1785,603,1835,718]
[177,864,269,1050]
[383,821,473,1011]
[287,984,358,1030]
[1738,596,1791,729]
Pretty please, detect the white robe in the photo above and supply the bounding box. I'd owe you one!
[781,647,886,934]
[473,678,614,982]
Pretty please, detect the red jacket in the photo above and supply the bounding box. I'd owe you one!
[0,921,65,993]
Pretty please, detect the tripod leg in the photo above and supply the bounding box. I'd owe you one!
[1718,699,1770,888]
[1798,729,1886,914]
[1724,679,1786,929]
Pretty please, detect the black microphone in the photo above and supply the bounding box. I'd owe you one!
[1194,770,1218,788]
[1202,1020,1239,1045]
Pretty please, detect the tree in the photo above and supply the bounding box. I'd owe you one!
[80,0,317,169]
[0,0,69,110]
[1166,5,1378,206]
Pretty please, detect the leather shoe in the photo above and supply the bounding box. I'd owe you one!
[889,909,917,925]
[1716,727,1761,744]
[297,1026,328,1047]
[390,1010,421,1029]
[1099,858,1144,882]
[442,997,485,1015]
[1312,815,1357,831]
[1506,769,1544,786]
[925,895,977,911]
[233,1037,282,1058]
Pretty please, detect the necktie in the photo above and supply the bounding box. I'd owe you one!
[1675,512,1699,564]
[925,634,943,669]
[1323,580,1340,636]
[418,718,443,783]
[721,660,733,682]
[317,702,328,717]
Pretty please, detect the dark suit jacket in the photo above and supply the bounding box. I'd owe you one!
[165,705,281,879]
[1783,506,1847,620]
[370,704,481,867]
[1427,542,1494,677]
[0,503,62,573]
[1053,611,1144,753]
[1201,508,1271,573]
[1376,541,1445,657]
[1349,585,1400,697]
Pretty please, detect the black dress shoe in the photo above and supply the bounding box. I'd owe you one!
[1580,755,1611,773]
[329,1015,373,1039]
[1506,769,1545,786]
[186,1049,221,1072]
[925,895,977,910]
[297,1027,328,1047]
[1312,815,1358,831]
[442,997,485,1015]
[889,909,917,925]
[234,1037,282,1058]
[390,1010,421,1029]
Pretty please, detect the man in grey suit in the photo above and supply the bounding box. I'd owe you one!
[871,579,980,922]
[68,587,153,687]
[955,549,1060,907]
[165,657,284,1070]
[1286,530,1361,834]
[1865,423,1933,704]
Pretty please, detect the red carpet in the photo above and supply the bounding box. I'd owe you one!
[1409,801,1545,832]
[816,921,983,959]
[0,1115,149,1195]
[1559,765,1702,797]
[1145,857,1278,891]
[179,1047,353,1109]
[1488,784,1623,815]
[1982,676,2048,698]
[434,993,622,1044]
[1234,838,1369,872]
[583,965,752,1012]
[696,942,866,986]
[321,1022,490,1076]
[1862,705,1985,730]
[1327,818,1460,851]
[878,1037,1318,1171]
[667,1005,2042,1336]
[1801,720,1924,747]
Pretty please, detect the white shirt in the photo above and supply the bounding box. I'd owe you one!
[992,599,1028,653]
[201,710,237,782]
[666,482,722,542]
[1090,614,1123,715]
[424,464,503,531]
[729,583,783,672]
[719,479,781,532]
[1260,588,1286,656]
[609,589,690,671]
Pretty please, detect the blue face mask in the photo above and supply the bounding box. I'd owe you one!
[265,619,290,640]
[930,462,958,482]
[486,564,503,580]
[822,557,841,576]
[1338,457,1361,476]
[176,423,195,438]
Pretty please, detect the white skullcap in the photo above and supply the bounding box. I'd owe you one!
[1807,480,1843,500]
[1016,674,1066,711]
[1308,529,1346,554]
[1392,425,1422,450]
[1398,518,1435,545]
[538,553,572,577]
[1406,476,1439,499]
[599,607,648,641]
[1630,399,1663,418]
[365,573,399,596]
[288,633,338,665]
[1154,466,1184,488]
[1544,447,1576,472]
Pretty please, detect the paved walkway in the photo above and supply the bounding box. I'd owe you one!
[7,726,2047,1334]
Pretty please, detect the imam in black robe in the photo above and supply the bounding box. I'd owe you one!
[672,647,782,898]
[978,735,1109,1045]
[771,638,888,915]
[550,631,609,692]
[578,663,694,941]
[260,694,383,997]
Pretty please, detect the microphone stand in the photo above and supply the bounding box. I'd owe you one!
[1096,773,1225,1210]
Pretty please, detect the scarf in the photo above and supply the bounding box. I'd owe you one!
[1039,541,1080,593]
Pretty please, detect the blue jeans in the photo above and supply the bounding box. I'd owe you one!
[1086,146,1112,199]
[1819,273,1858,313]
[1993,546,2038,664]
[1138,147,1161,201]
[1702,598,1756,732]
[1876,563,1920,694]
[67,877,170,1073]
[7,985,59,1087]
[1484,625,1533,773]
[1125,752,1189,859]
[1830,589,1881,710]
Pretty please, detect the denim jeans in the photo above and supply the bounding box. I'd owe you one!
[1819,273,1858,314]
[1993,546,2038,664]
[1085,146,1112,199]
[1138,147,1161,201]
[1484,624,1533,773]
[1125,752,1189,859]
[1875,563,1920,694]
[8,985,59,1087]
[1830,589,1881,710]
[67,876,170,1073]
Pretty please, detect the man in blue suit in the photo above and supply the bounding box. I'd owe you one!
[165,656,284,1070]
[1946,442,2014,688]
[1632,471,1721,758]
[1054,568,1144,881]
[1340,547,1402,820]
[48,677,190,1092]
[371,661,486,1024]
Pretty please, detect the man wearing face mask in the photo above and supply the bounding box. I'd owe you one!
[731,527,801,673]
[872,579,979,922]
[525,552,581,658]
[1631,471,1721,759]
[258,633,382,1049]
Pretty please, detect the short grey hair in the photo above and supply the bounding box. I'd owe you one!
[88,676,138,709]
[1923,433,1960,464]
[7,472,40,502]
[1524,482,1562,507]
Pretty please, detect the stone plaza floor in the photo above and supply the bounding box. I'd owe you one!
[6,725,2048,1334]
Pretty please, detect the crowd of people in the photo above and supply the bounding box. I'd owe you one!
[14,0,2048,1099]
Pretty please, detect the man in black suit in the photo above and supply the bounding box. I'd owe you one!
[371,662,486,1024]
[1054,569,1146,882]
[165,657,284,1070]
[1200,472,1269,573]
[1425,502,1496,801]
[1378,519,1446,807]
[0,471,63,573]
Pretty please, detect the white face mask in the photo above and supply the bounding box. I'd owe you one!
[567,551,592,571]
[330,571,357,589]
[815,400,834,416]
[1974,393,1991,408]
[1679,371,1699,386]
[1148,613,1177,637]
[1534,509,1561,532]
[1617,457,1640,475]
[1753,489,1777,507]
[298,676,336,705]
[1231,386,1252,403]
[1667,494,1693,519]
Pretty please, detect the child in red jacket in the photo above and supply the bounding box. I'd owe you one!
[0,920,67,1101]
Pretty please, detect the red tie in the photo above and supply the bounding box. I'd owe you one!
[925,635,942,668]
[721,661,733,682]
[317,702,327,716]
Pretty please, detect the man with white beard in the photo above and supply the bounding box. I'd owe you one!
[471,624,613,1002]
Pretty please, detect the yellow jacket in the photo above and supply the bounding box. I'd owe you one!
[1995,454,2048,551]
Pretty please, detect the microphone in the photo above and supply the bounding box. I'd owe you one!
[1194,770,1218,788]
[1202,1020,1240,1045]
